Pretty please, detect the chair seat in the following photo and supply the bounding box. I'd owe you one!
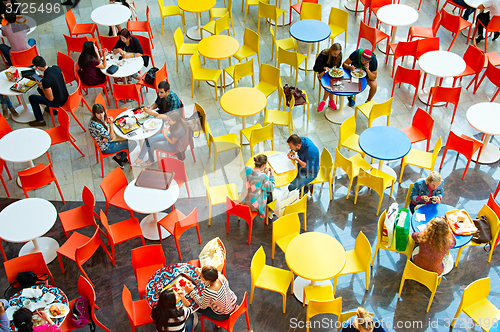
[338,250,365,276]
[59,206,95,234]
[161,5,182,16]
[240,123,262,142]
[329,25,345,39]
[214,133,240,150]
[72,24,96,35]
[195,68,221,82]
[234,45,257,61]
[131,298,154,325]
[375,30,389,43]
[45,127,68,145]
[404,148,434,168]
[127,21,148,31]
[57,232,90,261]
[458,20,472,31]
[276,233,299,253]
[465,300,500,329]
[137,74,155,90]
[109,187,131,211]
[400,126,427,144]
[356,100,376,119]
[179,43,198,56]
[158,209,187,235]
[208,183,238,206]
[255,265,294,293]
[370,168,395,188]
[265,110,288,126]
[276,38,297,53]
[349,154,372,175]
[409,26,432,39]
[247,0,259,5]
[109,217,142,244]
[342,134,364,155]
[255,82,278,97]
[137,264,165,295]
[485,51,500,67]
[456,64,476,78]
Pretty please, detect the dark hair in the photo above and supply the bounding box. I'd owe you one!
[78,41,99,69]
[118,28,131,40]
[287,134,302,146]
[254,154,267,168]
[201,266,219,283]
[91,104,107,128]
[32,56,46,68]
[158,80,170,92]
[13,308,33,332]
[5,11,16,24]
[151,288,183,332]
[166,111,189,138]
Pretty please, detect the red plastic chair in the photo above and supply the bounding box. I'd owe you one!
[95,92,127,119]
[289,0,318,23]
[18,163,65,203]
[157,208,201,260]
[400,107,434,152]
[387,40,418,77]
[200,292,251,332]
[64,34,98,56]
[488,193,500,250]
[75,62,110,106]
[495,182,500,199]
[122,285,153,332]
[99,167,134,216]
[226,197,258,245]
[4,252,56,286]
[91,135,132,178]
[452,45,485,91]
[44,110,85,164]
[137,61,168,94]
[0,116,12,138]
[135,34,154,68]
[443,0,477,38]
[408,11,441,41]
[99,35,119,53]
[439,130,483,179]
[58,186,99,239]
[158,157,191,197]
[473,15,500,52]
[427,86,462,124]
[440,9,472,51]
[356,0,371,22]
[0,159,11,197]
[127,6,154,49]
[0,239,6,261]
[57,52,77,87]
[131,245,166,299]
[65,9,99,39]
[474,59,500,101]
[11,45,39,67]
[50,82,91,132]
[367,0,392,27]
[356,20,389,53]
[391,66,421,107]
[112,83,142,108]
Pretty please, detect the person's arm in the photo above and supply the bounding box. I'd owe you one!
[412,232,421,243]
[106,117,115,141]
[112,40,123,55]
[313,53,328,74]
[95,52,108,69]
[342,57,356,72]
[179,294,190,307]
[410,181,428,204]
[0,302,9,332]
[288,152,307,169]
[43,87,54,101]
[365,62,377,80]
[186,287,210,309]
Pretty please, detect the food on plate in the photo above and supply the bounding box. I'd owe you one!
[144,118,161,130]
[351,69,365,78]
[49,305,61,316]
[329,68,343,77]
[133,107,149,120]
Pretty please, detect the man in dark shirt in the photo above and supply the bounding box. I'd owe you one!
[343,49,378,107]
[145,81,183,119]
[28,56,69,127]
[287,134,320,194]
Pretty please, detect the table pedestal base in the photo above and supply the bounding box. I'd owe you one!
[140,212,172,241]
[299,43,316,71]
[229,124,250,145]
[418,87,446,106]
[344,0,362,12]
[207,77,233,88]
[187,26,203,41]
[472,142,500,164]
[19,237,59,263]
[11,104,38,123]
[292,277,332,303]
[324,96,354,124]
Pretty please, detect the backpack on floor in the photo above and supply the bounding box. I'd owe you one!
[71,295,96,332]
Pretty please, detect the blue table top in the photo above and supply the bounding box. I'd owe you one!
[410,203,473,249]
[320,68,367,97]
[358,126,411,161]
[289,19,331,43]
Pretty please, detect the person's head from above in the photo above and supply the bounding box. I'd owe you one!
[360,49,373,65]
[354,307,375,332]
[157,81,170,99]
[32,56,47,71]
[287,134,302,152]
[91,103,107,124]
[151,288,179,331]
[425,171,442,190]
[157,288,177,311]
[421,216,453,251]
[199,265,218,285]
[13,307,34,332]
[4,11,16,24]
[253,154,268,171]
[118,28,132,45]
[329,42,342,58]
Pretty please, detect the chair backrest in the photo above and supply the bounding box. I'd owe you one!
[357,168,384,195]
[176,207,198,232]
[354,231,372,269]
[402,260,439,292]
[100,167,129,204]
[202,171,210,191]
[394,40,418,59]
[430,86,461,107]
[477,204,500,247]
[0,116,13,139]
[369,97,392,126]
[99,210,114,240]
[432,11,442,36]
[412,107,434,140]
[194,102,208,140]
[484,59,500,88]
[318,147,334,180]
[258,2,277,20]
[445,130,476,158]
[135,35,153,62]
[18,163,56,193]
[250,246,266,282]
[131,244,166,271]
[283,195,307,218]
[249,122,273,148]
[328,7,348,30]
[234,58,254,86]
[82,185,96,213]
[99,36,120,52]
[11,45,39,67]
[159,157,188,187]
[174,27,184,53]
[431,137,443,166]
[215,12,231,35]
[77,275,96,305]
[278,47,300,68]
[487,193,500,220]
[376,210,387,243]
[113,83,141,105]
[154,62,169,89]
[440,9,461,33]
[75,227,104,266]
[300,2,322,21]
[259,63,280,86]
[415,37,440,59]
[4,252,55,286]
[64,34,90,55]
[65,9,77,32]
[308,297,342,317]
[273,213,301,245]
[226,197,253,226]
[334,148,355,179]
[339,115,356,147]
[463,45,486,74]
[393,66,421,89]
[371,0,391,10]
[461,277,491,310]
[358,21,376,46]
[404,183,414,209]
[227,292,248,327]
[122,285,135,320]
[55,109,72,140]
[57,52,77,85]
[190,52,202,72]
[243,28,259,54]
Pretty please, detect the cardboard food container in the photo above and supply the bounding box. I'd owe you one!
[5,67,20,82]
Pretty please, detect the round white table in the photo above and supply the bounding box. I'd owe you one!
[0,128,51,186]
[0,67,42,123]
[0,198,58,263]
[466,102,500,164]
[91,4,131,36]
[124,178,180,240]
[0,15,37,35]
[101,55,143,79]
[418,51,466,105]
[376,4,419,54]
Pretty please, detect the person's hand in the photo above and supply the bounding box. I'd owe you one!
[324,67,330,73]
[288,153,298,161]
[363,62,369,71]
[38,310,50,322]
[119,50,126,56]
[421,195,429,202]
[432,196,441,203]
[195,267,201,276]
[112,48,121,55]
[106,116,114,123]
[103,49,108,57]
[102,138,108,143]
[36,81,42,88]
[350,65,356,71]
[184,284,194,294]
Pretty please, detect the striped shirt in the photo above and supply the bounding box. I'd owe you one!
[153,307,193,332]
[190,274,237,315]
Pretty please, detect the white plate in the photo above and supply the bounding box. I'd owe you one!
[351,69,366,78]
[44,303,69,319]
[329,68,344,78]
[6,306,19,320]
[143,118,162,130]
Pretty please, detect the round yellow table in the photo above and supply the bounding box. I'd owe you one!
[198,35,239,89]
[285,232,346,303]
[178,0,216,41]
[246,151,298,188]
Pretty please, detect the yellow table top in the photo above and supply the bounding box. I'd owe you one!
[246,151,297,188]
[285,232,346,281]
[178,0,216,13]
[220,87,267,117]
[197,35,240,60]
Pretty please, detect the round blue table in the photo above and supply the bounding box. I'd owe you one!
[410,203,473,249]
[358,126,411,179]
[289,19,331,71]
[321,68,367,124]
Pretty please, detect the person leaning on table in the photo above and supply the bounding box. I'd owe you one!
[340,307,387,332]
[409,171,444,214]
[474,0,500,44]
[287,134,320,195]
[313,42,343,113]
[13,307,60,332]
[144,81,183,117]
[112,28,147,82]
[342,49,378,107]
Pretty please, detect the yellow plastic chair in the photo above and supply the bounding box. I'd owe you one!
[404,183,414,209]
[209,0,235,35]
[398,260,442,312]
[233,28,260,66]
[203,171,239,225]
[270,25,298,66]
[332,148,372,200]
[287,88,310,122]
[333,231,371,293]
[399,137,443,182]
[354,168,395,215]
[336,311,374,332]
[158,0,185,35]
[272,213,301,259]
[328,7,349,48]
[303,147,334,200]
[264,87,293,135]
[354,97,393,128]
[451,277,500,332]
[201,12,231,37]
[338,115,365,157]
[278,47,307,86]
[245,0,269,22]
[258,2,285,35]
[255,63,281,99]
[224,58,255,90]
[300,2,322,20]
[371,210,415,267]
[190,52,222,100]
[306,297,342,332]
[206,122,242,171]
[173,27,198,73]
[303,284,335,307]
[455,204,500,267]
[283,195,307,231]
[241,123,274,155]
[250,246,294,313]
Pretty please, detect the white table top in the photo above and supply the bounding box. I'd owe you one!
[0,128,51,163]
[113,109,162,141]
[101,55,143,78]
[464,0,483,8]
[124,178,180,214]
[376,4,419,27]
[91,4,131,27]
[0,67,32,96]
[0,198,57,242]
[0,16,37,35]
[466,102,500,135]
[418,51,467,78]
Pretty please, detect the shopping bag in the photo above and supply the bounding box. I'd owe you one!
[395,208,410,252]
[382,203,398,248]
[274,189,300,218]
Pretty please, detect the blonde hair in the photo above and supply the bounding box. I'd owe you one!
[419,217,453,252]
[426,171,442,185]
[355,307,374,331]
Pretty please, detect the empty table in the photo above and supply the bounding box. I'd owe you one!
[0,198,58,263]
[198,35,239,87]
[91,3,131,36]
[178,0,216,41]
[466,102,500,164]
[376,4,419,54]
[289,19,331,71]
[0,67,40,123]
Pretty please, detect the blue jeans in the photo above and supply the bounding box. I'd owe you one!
[138,133,173,161]
[453,0,475,20]
[0,38,36,67]
[28,93,64,122]
[0,95,12,108]
[185,313,194,332]
[102,140,136,161]
[288,170,317,192]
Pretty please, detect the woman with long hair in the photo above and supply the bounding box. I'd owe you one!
[313,43,343,112]
[12,308,59,332]
[151,288,195,332]
[412,216,456,275]
[340,307,386,332]
[240,154,275,219]
[78,41,107,87]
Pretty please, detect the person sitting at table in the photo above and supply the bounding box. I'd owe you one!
[185,266,237,321]
[144,81,183,117]
[0,0,19,18]
[240,154,275,219]
[112,28,147,75]
[13,307,60,332]
[89,103,136,168]
[28,56,69,127]
[340,307,387,332]
[151,288,197,332]
[412,216,456,275]
[313,42,343,112]
[454,0,476,21]
[474,0,500,44]
[409,171,444,214]
[342,48,378,107]
[287,134,319,195]
[135,111,191,165]
[0,11,36,68]
[0,300,9,332]
[78,41,108,87]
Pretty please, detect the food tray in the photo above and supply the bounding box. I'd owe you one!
[162,273,195,302]
[10,78,36,93]
[135,169,175,190]
[114,115,140,135]
[329,78,361,93]
[445,209,477,236]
